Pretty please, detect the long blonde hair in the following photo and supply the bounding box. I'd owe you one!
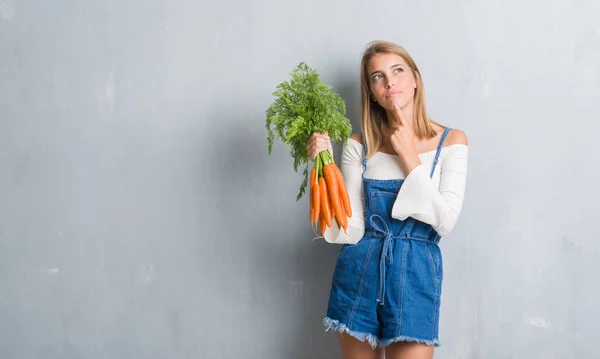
[359,40,437,158]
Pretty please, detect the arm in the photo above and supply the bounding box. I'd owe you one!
[391,131,469,236]
[322,136,366,244]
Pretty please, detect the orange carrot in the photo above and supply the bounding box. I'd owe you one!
[313,173,320,224]
[309,167,316,223]
[309,185,314,223]
[336,188,348,232]
[337,189,348,233]
[320,208,326,235]
[319,176,332,228]
[326,187,333,226]
[334,165,352,217]
[323,164,344,229]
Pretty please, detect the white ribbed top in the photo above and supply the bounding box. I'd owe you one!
[323,138,469,244]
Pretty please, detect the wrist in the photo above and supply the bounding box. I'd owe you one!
[401,150,421,173]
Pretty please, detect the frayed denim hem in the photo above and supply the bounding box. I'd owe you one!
[323,317,441,348]
[322,317,379,348]
[380,335,440,348]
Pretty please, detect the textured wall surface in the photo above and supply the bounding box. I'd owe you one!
[1,0,599,358]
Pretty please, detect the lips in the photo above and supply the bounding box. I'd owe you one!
[386,91,402,98]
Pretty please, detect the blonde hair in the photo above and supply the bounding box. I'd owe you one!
[359,40,437,158]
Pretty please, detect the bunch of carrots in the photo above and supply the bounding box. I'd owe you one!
[310,148,352,235]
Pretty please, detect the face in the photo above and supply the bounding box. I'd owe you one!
[366,53,417,110]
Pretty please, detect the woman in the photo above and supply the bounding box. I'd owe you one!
[306,40,468,359]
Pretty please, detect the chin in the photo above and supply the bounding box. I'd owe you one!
[384,100,405,110]
[386,98,412,110]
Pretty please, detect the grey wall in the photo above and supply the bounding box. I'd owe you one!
[1,0,599,358]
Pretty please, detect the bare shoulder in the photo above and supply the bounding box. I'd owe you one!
[446,128,468,146]
[349,133,363,144]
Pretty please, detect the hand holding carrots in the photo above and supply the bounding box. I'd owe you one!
[307,134,352,236]
[306,132,333,162]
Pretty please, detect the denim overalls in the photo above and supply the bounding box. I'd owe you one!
[323,128,452,348]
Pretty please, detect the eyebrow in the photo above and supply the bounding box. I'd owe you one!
[370,64,404,76]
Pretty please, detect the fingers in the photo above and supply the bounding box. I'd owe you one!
[308,142,331,161]
[306,132,332,162]
[306,133,329,151]
[393,103,405,126]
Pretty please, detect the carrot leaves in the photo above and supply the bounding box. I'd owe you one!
[266,62,352,201]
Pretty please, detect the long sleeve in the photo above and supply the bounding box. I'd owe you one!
[391,145,468,236]
[323,139,366,244]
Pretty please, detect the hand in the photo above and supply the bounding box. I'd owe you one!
[306,132,333,162]
[388,104,416,155]
[389,104,421,172]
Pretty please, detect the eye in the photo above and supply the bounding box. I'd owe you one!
[371,74,382,82]
[394,67,404,74]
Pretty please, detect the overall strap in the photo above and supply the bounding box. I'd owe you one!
[429,127,452,178]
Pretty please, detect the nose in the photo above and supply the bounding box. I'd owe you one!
[385,78,395,89]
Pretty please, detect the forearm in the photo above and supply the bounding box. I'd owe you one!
[392,145,468,236]
[400,150,422,174]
